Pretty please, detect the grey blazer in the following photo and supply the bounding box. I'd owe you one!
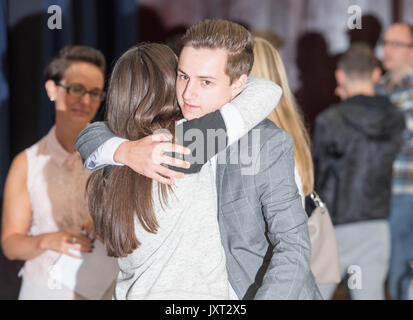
[216,119,321,299]
[76,119,322,300]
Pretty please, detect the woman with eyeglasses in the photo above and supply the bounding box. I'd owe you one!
[1,46,110,299]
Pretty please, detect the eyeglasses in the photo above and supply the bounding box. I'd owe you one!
[56,83,106,102]
[379,39,413,49]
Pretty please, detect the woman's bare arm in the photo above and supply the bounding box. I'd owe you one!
[1,152,92,260]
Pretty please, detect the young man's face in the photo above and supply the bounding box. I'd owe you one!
[176,46,244,120]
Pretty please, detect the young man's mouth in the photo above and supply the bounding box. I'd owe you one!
[183,103,200,111]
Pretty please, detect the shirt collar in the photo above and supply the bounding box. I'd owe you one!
[400,68,413,88]
[177,118,187,125]
[379,68,413,91]
[46,126,80,168]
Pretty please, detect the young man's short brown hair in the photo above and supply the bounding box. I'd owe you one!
[338,42,380,80]
[178,19,254,83]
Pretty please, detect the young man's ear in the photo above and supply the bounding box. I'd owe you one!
[230,74,248,100]
[45,80,58,102]
[371,67,382,83]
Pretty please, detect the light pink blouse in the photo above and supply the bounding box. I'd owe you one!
[19,126,91,299]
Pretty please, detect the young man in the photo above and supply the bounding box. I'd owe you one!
[76,19,321,299]
[314,43,405,300]
[375,22,413,300]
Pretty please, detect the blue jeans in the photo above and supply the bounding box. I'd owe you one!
[388,194,413,299]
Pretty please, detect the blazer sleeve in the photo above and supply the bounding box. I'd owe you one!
[253,129,321,299]
[75,121,116,164]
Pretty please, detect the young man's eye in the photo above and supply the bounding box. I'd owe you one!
[202,80,211,86]
[179,74,188,80]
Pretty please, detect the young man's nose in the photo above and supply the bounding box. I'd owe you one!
[182,80,196,101]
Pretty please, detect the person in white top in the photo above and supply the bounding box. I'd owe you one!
[1,46,111,299]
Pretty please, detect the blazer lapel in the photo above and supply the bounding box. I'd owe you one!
[215,151,227,207]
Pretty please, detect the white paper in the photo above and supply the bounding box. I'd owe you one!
[49,239,119,300]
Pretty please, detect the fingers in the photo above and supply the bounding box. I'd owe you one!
[151,132,173,142]
[81,219,96,240]
[161,143,191,155]
[64,241,93,257]
[151,143,190,167]
[69,232,93,245]
[65,244,83,259]
[148,171,174,185]
[155,164,185,180]
[66,232,93,251]
[161,155,190,169]
[82,226,95,240]
[144,163,187,185]
[90,229,96,241]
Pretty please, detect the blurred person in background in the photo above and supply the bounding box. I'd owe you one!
[314,43,405,300]
[250,37,341,289]
[251,29,284,50]
[1,46,112,299]
[250,36,312,202]
[375,22,413,300]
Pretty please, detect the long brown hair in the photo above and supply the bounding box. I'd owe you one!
[250,37,314,195]
[86,43,182,257]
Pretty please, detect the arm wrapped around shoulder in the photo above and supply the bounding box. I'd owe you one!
[75,121,116,164]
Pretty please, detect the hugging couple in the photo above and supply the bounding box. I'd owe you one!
[76,19,322,300]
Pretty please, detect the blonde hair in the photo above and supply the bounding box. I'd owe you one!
[250,37,314,195]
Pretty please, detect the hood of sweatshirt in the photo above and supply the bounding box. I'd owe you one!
[338,95,405,139]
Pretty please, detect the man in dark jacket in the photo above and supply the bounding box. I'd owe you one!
[313,43,405,300]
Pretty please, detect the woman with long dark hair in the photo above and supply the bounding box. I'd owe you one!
[86,43,280,299]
